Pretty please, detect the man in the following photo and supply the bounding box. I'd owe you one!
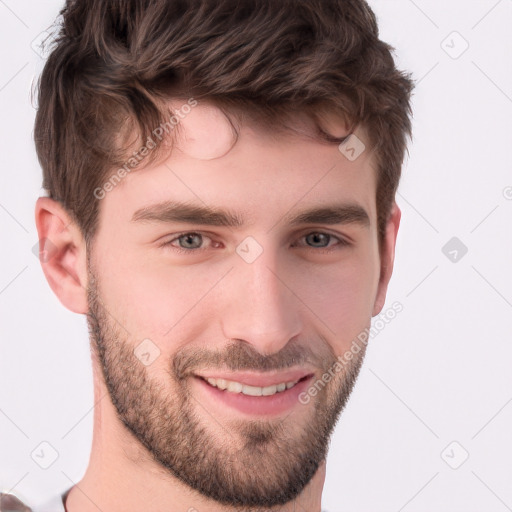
[2,0,413,510]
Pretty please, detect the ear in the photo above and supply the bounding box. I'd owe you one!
[372,202,401,316]
[34,197,89,314]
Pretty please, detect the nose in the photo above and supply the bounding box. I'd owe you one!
[220,244,302,356]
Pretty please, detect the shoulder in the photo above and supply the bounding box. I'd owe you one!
[0,492,32,511]
[0,487,70,512]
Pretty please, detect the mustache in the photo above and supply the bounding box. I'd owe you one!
[172,338,335,380]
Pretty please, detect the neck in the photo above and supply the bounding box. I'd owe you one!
[65,377,326,512]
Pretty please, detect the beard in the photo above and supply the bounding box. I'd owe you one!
[86,265,367,511]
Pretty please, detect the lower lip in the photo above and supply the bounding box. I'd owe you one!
[192,375,314,416]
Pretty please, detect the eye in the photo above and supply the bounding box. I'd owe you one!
[159,232,216,253]
[295,232,350,251]
[158,230,350,255]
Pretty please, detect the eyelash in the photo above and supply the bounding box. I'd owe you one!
[158,231,351,255]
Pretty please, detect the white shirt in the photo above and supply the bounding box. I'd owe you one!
[32,487,70,512]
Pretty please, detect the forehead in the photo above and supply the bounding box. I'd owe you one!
[99,101,378,228]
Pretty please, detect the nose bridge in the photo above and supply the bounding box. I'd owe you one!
[221,242,302,354]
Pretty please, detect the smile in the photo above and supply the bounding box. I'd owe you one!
[200,376,302,396]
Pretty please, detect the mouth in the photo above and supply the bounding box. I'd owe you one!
[191,370,315,416]
[197,374,312,397]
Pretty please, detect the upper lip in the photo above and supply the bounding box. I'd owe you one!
[194,369,315,388]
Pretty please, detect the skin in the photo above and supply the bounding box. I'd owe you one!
[35,102,400,512]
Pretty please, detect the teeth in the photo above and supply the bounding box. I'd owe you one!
[228,381,243,393]
[243,384,263,396]
[203,377,300,396]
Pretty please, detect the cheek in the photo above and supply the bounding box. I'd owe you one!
[93,232,380,354]
[95,248,228,341]
[292,249,379,353]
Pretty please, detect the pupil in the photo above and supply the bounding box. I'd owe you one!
[182,234,201,248]
[307,233,329,247]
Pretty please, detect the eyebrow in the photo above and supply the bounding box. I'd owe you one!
[131,200,370,229]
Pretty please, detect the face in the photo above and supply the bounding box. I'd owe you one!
[86,103,384,508]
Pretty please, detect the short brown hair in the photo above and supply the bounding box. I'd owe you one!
[34,0,413,249]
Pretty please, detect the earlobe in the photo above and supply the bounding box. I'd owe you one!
[372,202,401,317]
[34,197,89,314]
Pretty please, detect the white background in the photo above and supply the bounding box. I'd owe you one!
[0,1,511,511]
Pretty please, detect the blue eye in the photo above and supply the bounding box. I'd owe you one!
[175,233,204,250]
[304,232,333,248]
[160,231,349,254]
[159,232,212,254]
[294,232,350,252]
